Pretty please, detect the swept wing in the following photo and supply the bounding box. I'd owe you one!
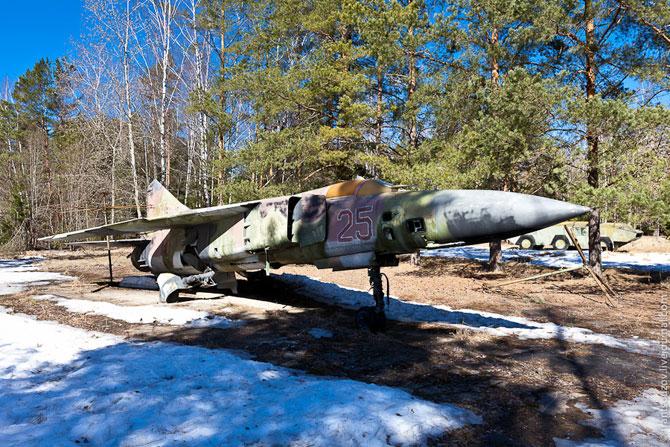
[39,200,258,242]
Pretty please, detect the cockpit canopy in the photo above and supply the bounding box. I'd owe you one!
[324,179,392,198]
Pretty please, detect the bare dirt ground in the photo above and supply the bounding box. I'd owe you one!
[283,256,668,342]
[2,248,669,446]
[619,235,670,253]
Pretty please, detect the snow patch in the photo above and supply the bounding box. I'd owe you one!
[34,295,238,328]
[554,389,670,447]
[0,258,73,296]
[279,274,666,357]
[0,310,481,446]
[425,247,670,272]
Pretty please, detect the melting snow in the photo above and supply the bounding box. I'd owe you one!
[0,308,481,446]
[0,258,73,296]
[425,247,670,272]
[554,389,670,447]
[34,295,237,328]
[279,274,666,357]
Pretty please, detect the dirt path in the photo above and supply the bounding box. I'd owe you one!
[1,249,667,445]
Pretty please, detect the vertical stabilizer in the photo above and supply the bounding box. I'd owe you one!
[146,179,189,218]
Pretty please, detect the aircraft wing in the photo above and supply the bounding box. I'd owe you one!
[64,238,150,246]
[39,201,259,242]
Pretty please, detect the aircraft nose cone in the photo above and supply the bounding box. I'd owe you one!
[431,190,590,244]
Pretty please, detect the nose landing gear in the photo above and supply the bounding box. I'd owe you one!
[355,266,389,332]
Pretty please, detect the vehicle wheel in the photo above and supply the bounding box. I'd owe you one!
[552,236,569,250]
[517,236,535,250]
[600,237,614,251]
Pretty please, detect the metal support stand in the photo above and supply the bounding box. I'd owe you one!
[106,241,113,284]
[103,209,113,284]
[355,266,387,332]
[368,265,385,315]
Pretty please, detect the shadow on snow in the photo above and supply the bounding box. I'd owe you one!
[276,273,535,330]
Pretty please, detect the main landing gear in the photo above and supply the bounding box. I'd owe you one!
[355,266,388,332]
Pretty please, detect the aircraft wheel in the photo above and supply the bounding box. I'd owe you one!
[242,270,268,282]
[157,273,183,304]
[159,289,180,304]
[355,306,387,332]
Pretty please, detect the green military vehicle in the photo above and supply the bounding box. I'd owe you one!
[513,221,642,251]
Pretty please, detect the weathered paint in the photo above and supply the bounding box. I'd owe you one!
[44,179,591,280]
[291,195,327,247]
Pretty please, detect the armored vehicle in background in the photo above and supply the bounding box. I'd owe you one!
[513,221,642,251]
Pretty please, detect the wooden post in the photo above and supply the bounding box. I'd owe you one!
[494,265,583,287]
[490,227,618,308]
[564,225,616,307]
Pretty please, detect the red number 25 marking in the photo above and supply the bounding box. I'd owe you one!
[336,206,374,242]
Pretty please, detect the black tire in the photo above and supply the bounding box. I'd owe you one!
[242,270,268,282]
[159,290,180,304]
[552,236,570,250]
[517,236,535,250]
[600,237,614,252]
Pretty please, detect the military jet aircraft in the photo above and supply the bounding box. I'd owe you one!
[40,179,589,327]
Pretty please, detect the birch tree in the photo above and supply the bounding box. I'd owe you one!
[177,0,212,205]
[84,0,143,217]
[145,0,182,186]
[538,0,663,272]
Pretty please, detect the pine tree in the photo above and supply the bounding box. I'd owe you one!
[436,0,563,270]
[536,0,668,272]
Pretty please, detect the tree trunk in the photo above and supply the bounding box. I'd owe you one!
[407,37,418,150]
[159,45,170,187]
[490,26,500,85]
[143,137,150,187]
[375,65,383,151]
[200,111,210,206]
[159,109,168,185]
[216,1,226,205]
[154,0,174,187]
[191,0,210,206]
[185,126,194,203]
[124,0,142,218]
[487,25,503,272]
[110,122,119,223]
[488,240,503,272]
[585,0,602,274]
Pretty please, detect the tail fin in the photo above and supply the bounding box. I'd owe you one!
[146,179,189,218]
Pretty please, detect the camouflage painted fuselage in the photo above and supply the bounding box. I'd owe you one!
[134,179,590,276]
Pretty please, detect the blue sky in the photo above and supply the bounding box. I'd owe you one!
[0,1,82,83]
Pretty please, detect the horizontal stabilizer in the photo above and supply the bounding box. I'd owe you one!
[39,200,258,242]
[64,238,149,247]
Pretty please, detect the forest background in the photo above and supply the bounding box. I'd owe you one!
[0,0,668,269]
